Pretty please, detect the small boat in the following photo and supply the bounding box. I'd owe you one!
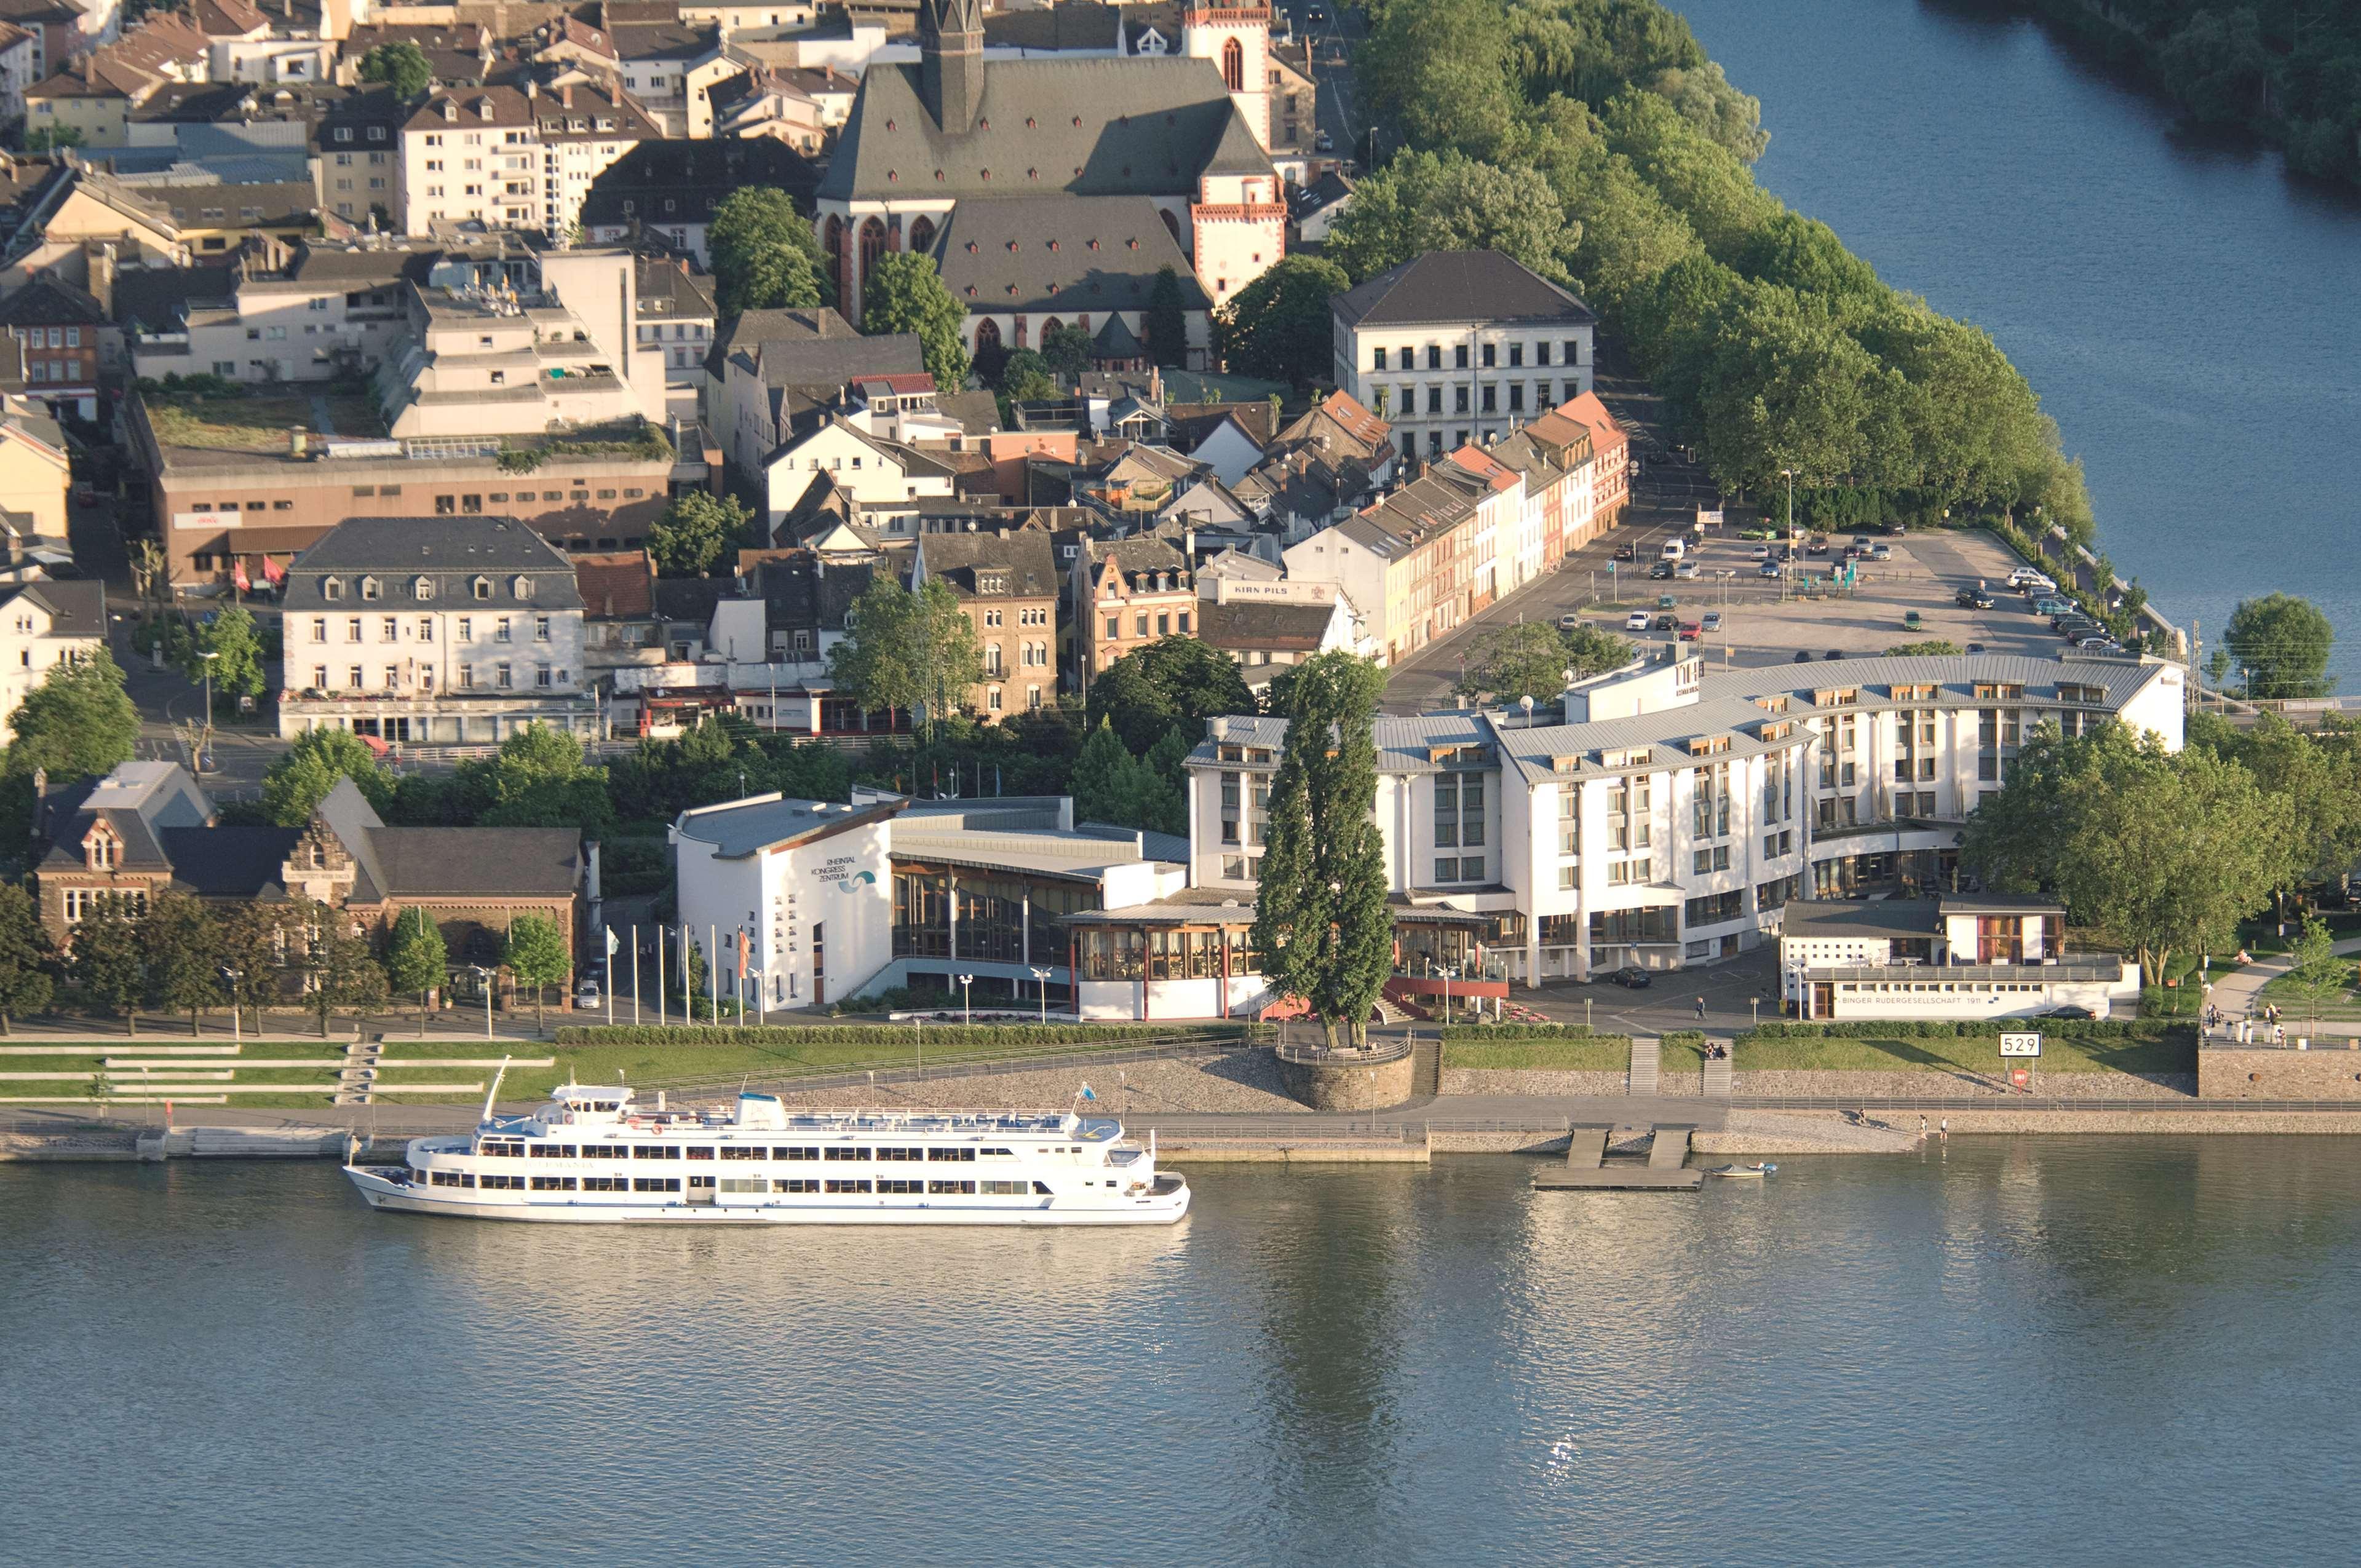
[1705,1162,1777,1179]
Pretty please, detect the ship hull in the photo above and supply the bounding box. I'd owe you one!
[344,1166,1191,1225]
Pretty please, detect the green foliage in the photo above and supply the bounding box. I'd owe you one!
[2223,593,2335,700]
[1212,255,1352,386]
[1457,619,1633,703]
[0,883,52,1031]
[993,347,1057,402]
[1251,652,1392,1048]
[860,252,970,392]
[1325,149,1577,283]
[4,650,140,785]
[216,905,289,1034]
[261,727,394,825]
[2196,711,2361,891]
[707,187,832,315]
[1885,640,1964,657]
[453,724,613,834]
[25,125,85,152]
[386,908,448,1026]
[140,893,223,1032]
[1038,323,1093,378]
[610,719,854,823]
[1069,720,1183,836]
[357,41,433,100]
[1963,723,2287,986]
[1145,266,1190,368]
[551,1023,1244,1047]
[2280,917,2351,1028]
[504,912,574,1028]
[649,489,754,578]
[1363,0,1523,158]
[298,901,388,1037]
[187,604,268,703]
[1086,635,1257,754]
[68,895,146,1033]
[828,576,984,740]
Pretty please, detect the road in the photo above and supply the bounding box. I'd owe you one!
[1288,1,1368,169]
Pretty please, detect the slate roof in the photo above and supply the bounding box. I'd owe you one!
[0,272,103,327]
[634,255,715,321]
[405,81,659,139]
[928,194,1206,315]
[919,527,1060,599]
[819,55,1272,203]
[155,825,300,897]
[2,578,104,638]
[580,137,820,231]
[281,517,583,612]
[1331,250,1597,330]
[144,180,320,229]
[758,552,873,633]
[371,826,583,898]
[1196,596,1333,652]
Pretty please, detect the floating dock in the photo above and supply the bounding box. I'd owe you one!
[1533,1123,1703,1191]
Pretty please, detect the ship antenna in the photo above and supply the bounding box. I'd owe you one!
[480,1055,512,1123]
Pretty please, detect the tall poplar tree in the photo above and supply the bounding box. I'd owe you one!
[1249,652,1392,1049]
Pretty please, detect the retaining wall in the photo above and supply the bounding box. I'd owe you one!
[2199,1046,2361,1100]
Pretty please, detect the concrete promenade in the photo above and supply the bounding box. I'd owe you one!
[2197,936,2361,1043]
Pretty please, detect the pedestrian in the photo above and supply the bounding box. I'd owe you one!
[1694,996,1706,1021]
[1919,1115,1929,1139]
[1939,1117,1948,1141]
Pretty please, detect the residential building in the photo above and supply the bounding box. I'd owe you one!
[579,136,820,266]
[1193,573,1357,690]
[0,21,41,126]
[1288,165,1352,244]
[22,9,208,149]
[670,790,1187,1013]
[908,525,1060,718]
[0,157,190,282]
[276,513,596,744]
[1280,460,1493,665]
[1166,651,2184,1005]
[335,23,493,90]
[199,0,336,87]
[1331,250,1597,462]
[312,85,405,226]
[813,0,1284,343]
[0,0,107,81]
[1778,896,2138,1021]
[758,412,956,540]
[635,253,716,392]
[574,546,663,691]
[0,575,101,737]
[31,761,583,981]
[126,234,426,388]
[698,60,854,151]
[0,269,103,419]
[1547,389,1629,527]
[0,390,69,541]
[706,303,923,481]
[1074,531,1192,688]
[400,76,659,242]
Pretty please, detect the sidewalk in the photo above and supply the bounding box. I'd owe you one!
[2194,936,2361,1041]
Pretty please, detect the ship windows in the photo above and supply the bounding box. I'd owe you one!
[718,1177,769,1194]
[928,1179,977,1195]
[825,1179,873,1194]
[823,1147,874,1161]
[633,1146,681,1160]
[982,1180,1029,1195]
[926,1147,977,1162]
[579,1144,626,1159]
[530,1176,577,1191]
[480,1174,525,1190]
[774,1178,820,1194]
[431,1170,463,1187]
[877,1178,924,1194]
[1032,1180,1054,1195]
[685,1146,716,1160]
[878,1146,925,1162]
[772,1146,821,1161]
[528,1144,576,1157]
[980,1147,1016,1158]
[633,1177,682,1193]
[720,1146,763,1161]
[583,1176,629,1192]
[478,1140,525,1157]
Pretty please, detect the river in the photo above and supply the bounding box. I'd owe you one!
[1674,0,2361,687]
[6,1145,2359,1565]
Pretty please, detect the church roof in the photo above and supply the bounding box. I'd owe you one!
[929,195,1207,315]
[817,55,1272,204]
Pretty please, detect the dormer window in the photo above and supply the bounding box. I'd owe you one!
[413,576,434,601]
[360,576,380,601]
[512,576,533,599]
[85,829,117,872]
[473,576,493,600]
[322,577,344,601]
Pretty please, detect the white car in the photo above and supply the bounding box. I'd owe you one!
[574,980,601,1010]
[1558,613,1585,631]
[1624,611,1652,632]
[1750,545,1771,560]
[1701,611,1722,633]
[1673,561,1700,580]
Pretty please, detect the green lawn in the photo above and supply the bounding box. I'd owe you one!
[1734,1029,2192,1077]
[1442,1036,1632,1072]
[2256,968,2361,1021]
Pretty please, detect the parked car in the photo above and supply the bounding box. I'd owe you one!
[1624,611,1653,631]
[1902,611,1923,632]
[1653,613,1677,631]
[1673,561,1700,580]
[574,980,601,1010]
[1701,611,1722,633]
[1677,620,1702,641]
[2034,597,2072,616]
[1558,613,1585,632]
[1965,642,1985,653]
[1956,590,1995,609]
[1806,536,1830,556]
[2041,1005,2097,1020]
[1793,649,1814,663]
[2007,568,2050,588]
[1739,526,1777,541]
[1660,539,1686,561]
[1604,965,1654,989]
[1314,130,1333,151]
[1750,544,1772,560]
[1613,543,1636,562]
[1657,595,1677,610]
[1870,543,1894,561]
[1649,561,1674,579]
[1822,649,1845,660]
[1758,561,1782,579]
[1851,535,1872,550]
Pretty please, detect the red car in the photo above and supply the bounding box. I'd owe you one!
[1677,620,1702,641]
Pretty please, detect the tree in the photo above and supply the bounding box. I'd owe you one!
[707,188,831,316]
[385,908,448,1035]
[188,604,268,708]
[1885,639,1965,657]
[25,125,84,152]
[994,347,1057,402]
[69,895,146,1035]
[1213,255,1352,386]
[1964,724,2287,986]
[459,724,614,835]
[1455,620,1633,705]
[827,576,983,740]
[2281,918,2351,1031]
[860,252,970,392]
[649,490,753,578]
[1250,652,1392,1049]
[1359,0,1520,159]
[1087,635,1257,755]
[1648,61,1768,161]
[0,884,54,1035]
[1145,266,1189,368]
[140,893,223,1036]
[357,40,433,100]
[216,904,290,1037]
[1563,622,1638,679]
[5,650,140,784]
[1070,719,1144,826]
[1039,323,1093,379]
[261,726,394,826]
[2223,594,2334,701]
[504,913,573,1031]
[298,903,387,1039]
[1325,150,1577,284]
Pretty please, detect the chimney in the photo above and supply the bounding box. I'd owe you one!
[560,82,573,108]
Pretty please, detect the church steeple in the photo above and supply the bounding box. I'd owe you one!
[919,0,985,133]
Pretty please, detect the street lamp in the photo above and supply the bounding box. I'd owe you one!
[220,965,241,1042]
[467,964,496,1040]
[196,650,220,772]
[1777,468,1797,603]
[1029,965,1052,1024]
[1750,996,1761,1029]
[957,973,974,1027]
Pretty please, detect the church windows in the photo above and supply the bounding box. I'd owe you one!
[1221,38,1243,92]
[858,218,888,282]
[909,215,937,253]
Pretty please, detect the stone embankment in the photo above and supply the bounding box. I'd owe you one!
[759,1049,1309,1117]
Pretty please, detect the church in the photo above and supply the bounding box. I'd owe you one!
[812,0,1286,370]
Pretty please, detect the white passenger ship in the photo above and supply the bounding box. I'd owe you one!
[342,1082,1191,1226]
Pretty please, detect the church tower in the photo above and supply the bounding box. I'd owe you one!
[919,0,985,135]
[1181,2,1272,152]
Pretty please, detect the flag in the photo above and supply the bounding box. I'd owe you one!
[604,926,619,957]
[1079,1085,1096,1101]
[261,555,285,586]
[231,559,251,593]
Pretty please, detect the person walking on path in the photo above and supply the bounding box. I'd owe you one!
[1919,1115,1929,1139]
[1939,1118,1949,1141]
[1694,996,1707,1022]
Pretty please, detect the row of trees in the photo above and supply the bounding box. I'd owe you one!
[1338,0,2098,540]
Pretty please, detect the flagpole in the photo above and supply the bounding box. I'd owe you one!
[604,925,614,1026]
[654,922,665,1028]
[708,924,718,1021]
[630,924,640,1026]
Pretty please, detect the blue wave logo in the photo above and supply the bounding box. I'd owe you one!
[841,869,877,892]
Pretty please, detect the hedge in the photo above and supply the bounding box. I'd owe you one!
[550,1023,1251,1048]
[1437,1023,1597,1040]
[1742,1018,2171,1042]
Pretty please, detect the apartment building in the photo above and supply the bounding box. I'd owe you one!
[0,576,102,739]
[1170,650,2185,997]
[0,269,102,419]
[635,253,715,389]
[277,513,596,743]
[1331,250,1597,463]
[1073,532,1194,687]
[127,234,425,387]
[908,525,1060,719]
[1279,460,1491,665]
[312,87,405,227]
[400,76,657,242]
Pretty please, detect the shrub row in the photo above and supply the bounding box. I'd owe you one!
[1743,1018,2169,1041]
[552,1023,1246,1048]
[1437,1023,1597,1040]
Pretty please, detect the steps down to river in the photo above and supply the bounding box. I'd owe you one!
[1703,1052,1732,1098]
[1408,1037,1440,1099]
[1629,1039,1659,1097]
[331,1039,382,1106]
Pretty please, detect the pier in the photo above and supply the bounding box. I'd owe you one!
[1532,1123,1703,1191]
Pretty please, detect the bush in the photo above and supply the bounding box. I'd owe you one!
[1742,1018,2158,1042]
[1437,1023,1595,1040]
[551,1023,1252,1048]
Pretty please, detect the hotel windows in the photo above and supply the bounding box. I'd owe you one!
[1691,761,1731,839]
[1558,785,1579,856]
[1691,845,1731,875]
[1433,773,1484,850]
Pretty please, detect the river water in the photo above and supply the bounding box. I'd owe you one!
[6,1144,2359,1566]
[1675,0,2361,687]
